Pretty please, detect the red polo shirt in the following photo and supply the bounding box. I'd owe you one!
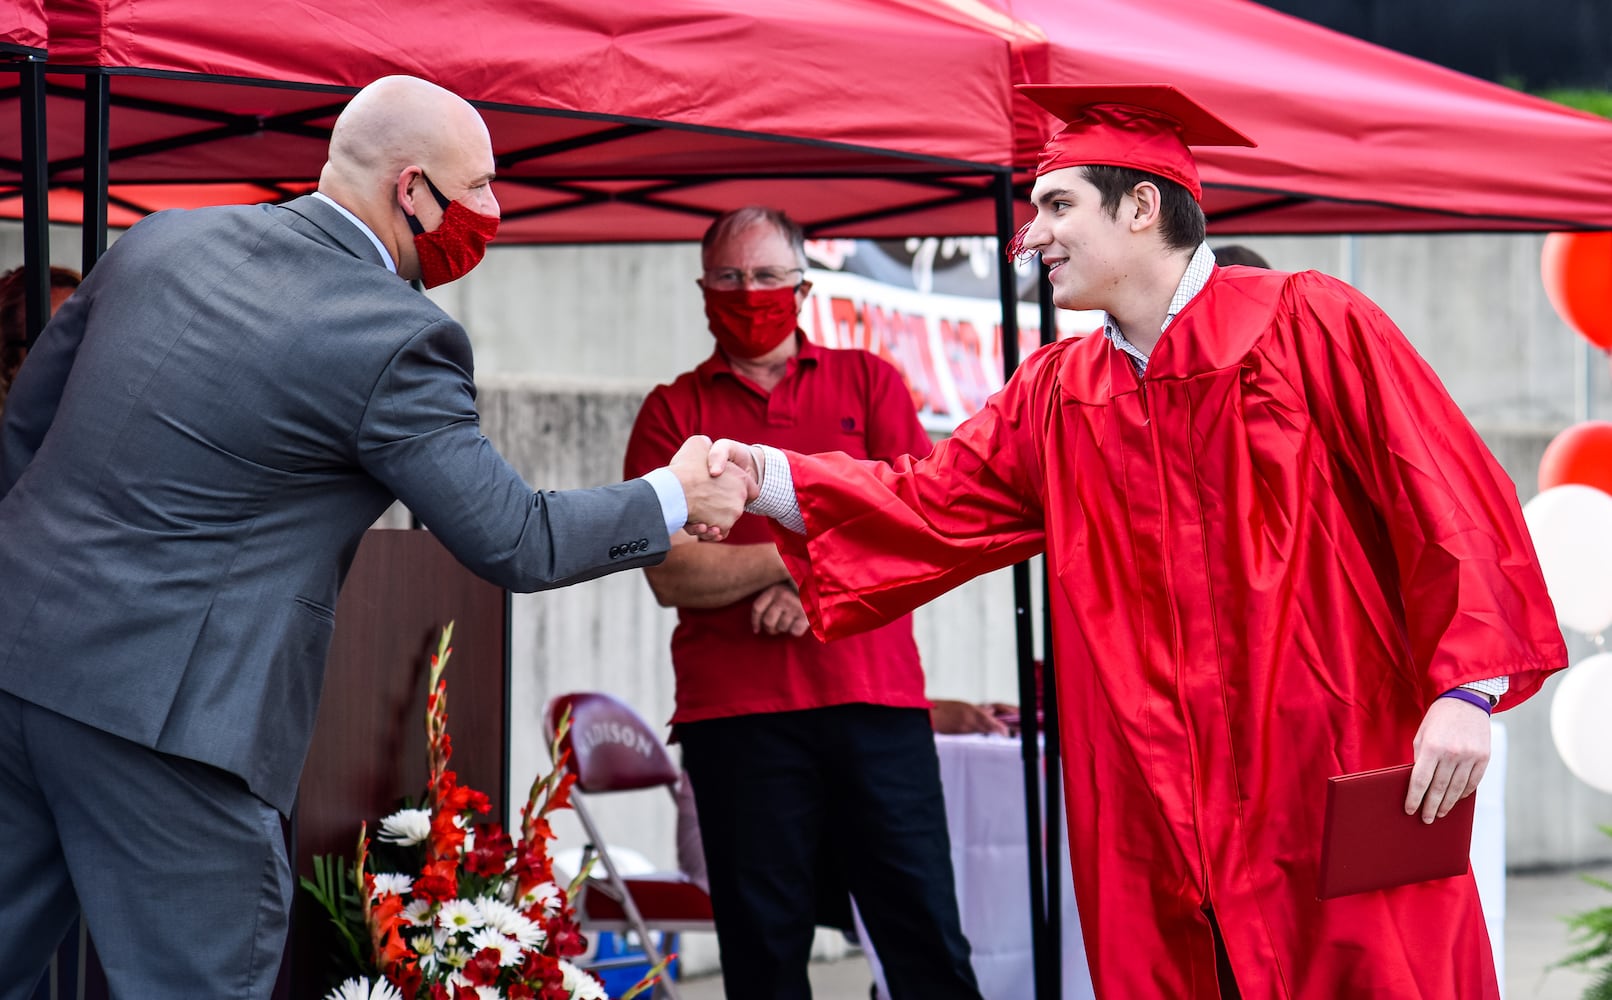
[624,334,933,724]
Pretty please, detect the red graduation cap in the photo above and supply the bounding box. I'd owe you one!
[1018,84,1256,201]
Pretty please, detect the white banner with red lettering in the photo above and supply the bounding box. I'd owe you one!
[801,239,1099,434]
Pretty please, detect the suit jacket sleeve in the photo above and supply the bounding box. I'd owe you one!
[0,284,92,497]
[357,317,669,592]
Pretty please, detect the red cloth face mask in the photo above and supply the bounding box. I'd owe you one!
[703,285,799,359]
[405,173,500,288]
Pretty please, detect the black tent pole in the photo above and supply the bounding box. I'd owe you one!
[993,170,1053,1000]
[1038,259,1063,996]
[82,71,111,274]
[19,57,50,346]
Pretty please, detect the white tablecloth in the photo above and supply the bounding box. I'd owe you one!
[865,733,1094,1000]
[867,723,1506,999]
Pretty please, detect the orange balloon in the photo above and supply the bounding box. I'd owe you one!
[1539,420,1612,496]
[1541,232,1612,350]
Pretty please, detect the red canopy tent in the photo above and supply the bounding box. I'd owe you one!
[8,0,1612,241]
[1,0,46,57]
[3,0,1026,239]
[981,0,1612,233]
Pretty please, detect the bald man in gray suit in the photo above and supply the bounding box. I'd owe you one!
[0,76,749,999]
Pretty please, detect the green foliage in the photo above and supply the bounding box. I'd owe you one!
[1534,88,1612,120]
[298,852,368,977]
[1553,825,1612,1000]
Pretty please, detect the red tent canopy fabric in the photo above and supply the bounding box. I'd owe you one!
[990,0,1612,233]
[5,0,1612,238]
[1,0,1024,240]
[0,0,47,56]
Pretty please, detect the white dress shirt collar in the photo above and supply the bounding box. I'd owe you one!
[312,191,396,274]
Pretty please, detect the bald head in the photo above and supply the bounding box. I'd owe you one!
[322,76,486,197]
[318,75,498,280]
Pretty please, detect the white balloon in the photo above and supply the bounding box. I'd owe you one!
[1551,652,1612,794]
[1522,484,1612,636]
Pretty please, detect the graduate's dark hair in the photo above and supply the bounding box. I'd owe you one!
[1081,165,1206,251]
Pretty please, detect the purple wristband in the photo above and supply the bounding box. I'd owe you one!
[1439,688,1494,714]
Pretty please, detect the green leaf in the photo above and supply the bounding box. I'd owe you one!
[299,853,369,975]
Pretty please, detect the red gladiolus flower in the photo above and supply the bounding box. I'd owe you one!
[386,960,422,997]
[430,807,467,858]
[506,984,536,1000]
[429,985,451,1000]
[550,773,576,811]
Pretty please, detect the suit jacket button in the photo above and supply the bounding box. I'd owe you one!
[609,545,621,558]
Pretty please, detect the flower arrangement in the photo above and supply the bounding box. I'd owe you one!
[302,624,667,1000]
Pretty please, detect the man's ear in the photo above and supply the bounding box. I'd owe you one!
[396,166,423,216]
[1128,181,1163,233]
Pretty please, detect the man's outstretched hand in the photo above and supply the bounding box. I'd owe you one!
[671,435,755,541]
[707,438,760,486]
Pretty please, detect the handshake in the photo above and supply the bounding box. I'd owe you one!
[668,435,764,542]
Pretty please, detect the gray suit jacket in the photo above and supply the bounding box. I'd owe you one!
[0,195,668,814]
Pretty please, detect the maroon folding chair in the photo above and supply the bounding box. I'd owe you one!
[545,692,715,1000]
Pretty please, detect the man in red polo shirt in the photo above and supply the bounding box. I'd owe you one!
[623,206,981,999]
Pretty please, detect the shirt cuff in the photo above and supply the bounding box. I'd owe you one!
[641,466,688,537]
[1457,676,1510,705]
[745,445,806,534]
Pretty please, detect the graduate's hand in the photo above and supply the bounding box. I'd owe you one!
[708,438,762,492]
[671,435,752,541]
[1405,696,1491,824]
[751,582,809,636]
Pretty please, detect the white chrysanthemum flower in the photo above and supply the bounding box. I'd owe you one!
[322,978,404,1000]
[436,898,484,933]
[370,873,414,899]
[401,898,434,926]
[377,807,431,846]
[477,898,540,945]
[520,880,563,914]
[472,988,501,1000]
[468,927,524,966]
[560,959,609,1000]
[440,945,471,970]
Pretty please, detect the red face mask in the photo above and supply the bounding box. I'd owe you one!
[702,285,800,359]
[405,173,500,288]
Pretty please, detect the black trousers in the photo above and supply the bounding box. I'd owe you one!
[680,704,981,1000]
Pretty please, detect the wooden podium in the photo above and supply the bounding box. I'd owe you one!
[38,529,510,1000]
[279,528,510,996]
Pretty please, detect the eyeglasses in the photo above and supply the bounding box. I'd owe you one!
[701,267,805,290]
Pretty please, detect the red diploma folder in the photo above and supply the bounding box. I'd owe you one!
[1317,763,1475,900]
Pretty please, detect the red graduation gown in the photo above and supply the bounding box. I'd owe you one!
[773,267,1565,998]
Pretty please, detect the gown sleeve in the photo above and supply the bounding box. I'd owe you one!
[1281,271,1566,708]
[773,341,1067,641]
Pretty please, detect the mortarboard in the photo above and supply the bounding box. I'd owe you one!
[1017,84,1256,201]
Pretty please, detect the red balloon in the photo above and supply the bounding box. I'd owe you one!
[1539,420,1612,496]
[1541,232,1612,350]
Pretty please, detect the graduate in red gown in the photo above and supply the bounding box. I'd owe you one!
[712,85,1567,998]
